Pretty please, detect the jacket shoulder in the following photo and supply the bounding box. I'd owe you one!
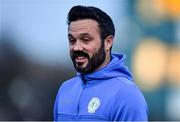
[109,77,148,121]
[58,76,81,91]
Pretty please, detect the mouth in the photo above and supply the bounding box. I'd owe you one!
[75,56,88,64]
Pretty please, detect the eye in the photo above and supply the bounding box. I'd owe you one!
[83,38,90,42]
[69,38,76,44]
[81,37,92,43]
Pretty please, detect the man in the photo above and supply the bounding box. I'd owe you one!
[54,5,148,121]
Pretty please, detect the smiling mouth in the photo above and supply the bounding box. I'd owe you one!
[75,56,88,64]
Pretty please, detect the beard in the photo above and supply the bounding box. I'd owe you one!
[70,44,106,74]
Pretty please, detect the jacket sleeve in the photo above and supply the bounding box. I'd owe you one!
[54,85,62,121]
[53,92,58,121]
[110,85,148,121]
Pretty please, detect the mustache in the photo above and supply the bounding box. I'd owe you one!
[71,51,89,59]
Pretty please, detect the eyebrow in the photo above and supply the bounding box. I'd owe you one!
[68,33,91,38]
[79,33,91,37]
[68,34,73,37]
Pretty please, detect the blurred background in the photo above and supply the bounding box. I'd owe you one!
[0,0,180,120]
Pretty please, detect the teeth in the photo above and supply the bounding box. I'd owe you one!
[77,56,85,59]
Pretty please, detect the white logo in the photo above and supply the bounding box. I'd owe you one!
[88,97,100,113]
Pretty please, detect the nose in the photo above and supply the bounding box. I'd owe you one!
[72,41,83,51]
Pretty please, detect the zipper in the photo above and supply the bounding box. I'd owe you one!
[76,74,86,120]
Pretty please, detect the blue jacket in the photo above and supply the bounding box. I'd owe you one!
[54,54,148,121]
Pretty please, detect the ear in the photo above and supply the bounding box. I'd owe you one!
[104,35,113,52]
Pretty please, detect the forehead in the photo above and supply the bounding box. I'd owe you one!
[68,19,100,36]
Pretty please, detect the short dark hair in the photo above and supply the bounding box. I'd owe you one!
[67,5,115,42]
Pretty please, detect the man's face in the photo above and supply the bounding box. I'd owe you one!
[68,19,106,74]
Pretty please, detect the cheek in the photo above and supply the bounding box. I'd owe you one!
[87,47,99,57]
[69,46,73,52]
[69,49,73,57]
[69,45,73,50]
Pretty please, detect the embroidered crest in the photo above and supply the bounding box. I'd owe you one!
[88,97,100,113]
